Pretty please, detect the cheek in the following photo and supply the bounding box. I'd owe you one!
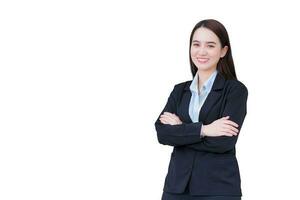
[208,49,222,58]
[190,48,198,57]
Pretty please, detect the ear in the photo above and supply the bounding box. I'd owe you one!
[220,45,228,58]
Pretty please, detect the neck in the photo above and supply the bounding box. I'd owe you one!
[197,68,216,89]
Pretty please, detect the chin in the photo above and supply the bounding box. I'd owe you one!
[194,62,217,72]
[195,64,213,71]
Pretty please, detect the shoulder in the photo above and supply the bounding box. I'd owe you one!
[174,80,192,89]
[225,79,248,97]
[165,80,191,100]
[172,80,192,92]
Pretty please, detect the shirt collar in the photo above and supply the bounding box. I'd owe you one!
[190,70,218,94]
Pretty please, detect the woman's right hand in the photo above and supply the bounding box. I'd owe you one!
[202,116,239,137]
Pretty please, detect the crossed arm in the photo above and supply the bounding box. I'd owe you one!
[154,83,248,153]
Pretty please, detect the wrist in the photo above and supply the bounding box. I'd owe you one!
[201,125,207,137]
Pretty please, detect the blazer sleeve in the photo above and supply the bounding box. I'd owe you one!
[154,84,204,147]
[185,83,248,153]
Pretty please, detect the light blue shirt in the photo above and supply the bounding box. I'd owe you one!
[189,70,218,123]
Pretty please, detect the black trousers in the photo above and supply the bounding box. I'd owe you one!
[162,180,241,200]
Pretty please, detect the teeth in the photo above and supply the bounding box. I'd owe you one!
[197,58,209,62]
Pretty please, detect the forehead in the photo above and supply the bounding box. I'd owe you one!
[192,27,219,43]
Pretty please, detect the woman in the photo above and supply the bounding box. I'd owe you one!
[154,19,248,200]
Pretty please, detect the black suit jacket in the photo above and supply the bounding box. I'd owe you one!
[154,71,248,196]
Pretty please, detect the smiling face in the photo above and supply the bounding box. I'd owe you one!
[190,27,228,72]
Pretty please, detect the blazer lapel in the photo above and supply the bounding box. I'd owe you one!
[179,90,193,123]
[182,71,225,123]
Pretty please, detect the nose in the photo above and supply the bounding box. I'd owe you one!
[197,47,208,56]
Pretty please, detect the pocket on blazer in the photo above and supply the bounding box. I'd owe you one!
[208,156,237,181]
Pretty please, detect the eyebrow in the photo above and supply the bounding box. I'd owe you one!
[192,40,216,44]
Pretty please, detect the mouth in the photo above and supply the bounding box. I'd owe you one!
[196,58,209,64]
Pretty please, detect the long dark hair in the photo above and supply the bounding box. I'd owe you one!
[189,19,237,80]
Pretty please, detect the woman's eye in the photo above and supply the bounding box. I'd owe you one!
[193,43,199,46]
[208,45,215,48]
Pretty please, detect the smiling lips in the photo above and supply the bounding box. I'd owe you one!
[196,58,209,63]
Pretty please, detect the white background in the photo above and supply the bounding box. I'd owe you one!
[1,0,299,199]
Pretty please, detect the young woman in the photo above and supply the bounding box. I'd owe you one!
[154,19,248,200]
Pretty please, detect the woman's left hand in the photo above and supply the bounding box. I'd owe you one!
[159,112,183,125]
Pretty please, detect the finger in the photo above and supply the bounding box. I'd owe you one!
[162,113,173,118]
[164,112,177,118]
[160,114,175,121]
[223,127,238,136]
[224,120,239,128]
[219,131,234,137]
[160,117,174,125]
[219,116,229,121]
[164,112,181,120]
[160,115,169,121]
[173,115,182,123]
[220,123,237,132]
[160,115,177,125]
[162,113,179,122]
[220,125,237,135]
[224,124,239,133]
[159,116,169,124]
[160,118,168,124]
[163,112,174,116]
[172,116,180,124]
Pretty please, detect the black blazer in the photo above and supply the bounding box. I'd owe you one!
[154,71,248,196]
